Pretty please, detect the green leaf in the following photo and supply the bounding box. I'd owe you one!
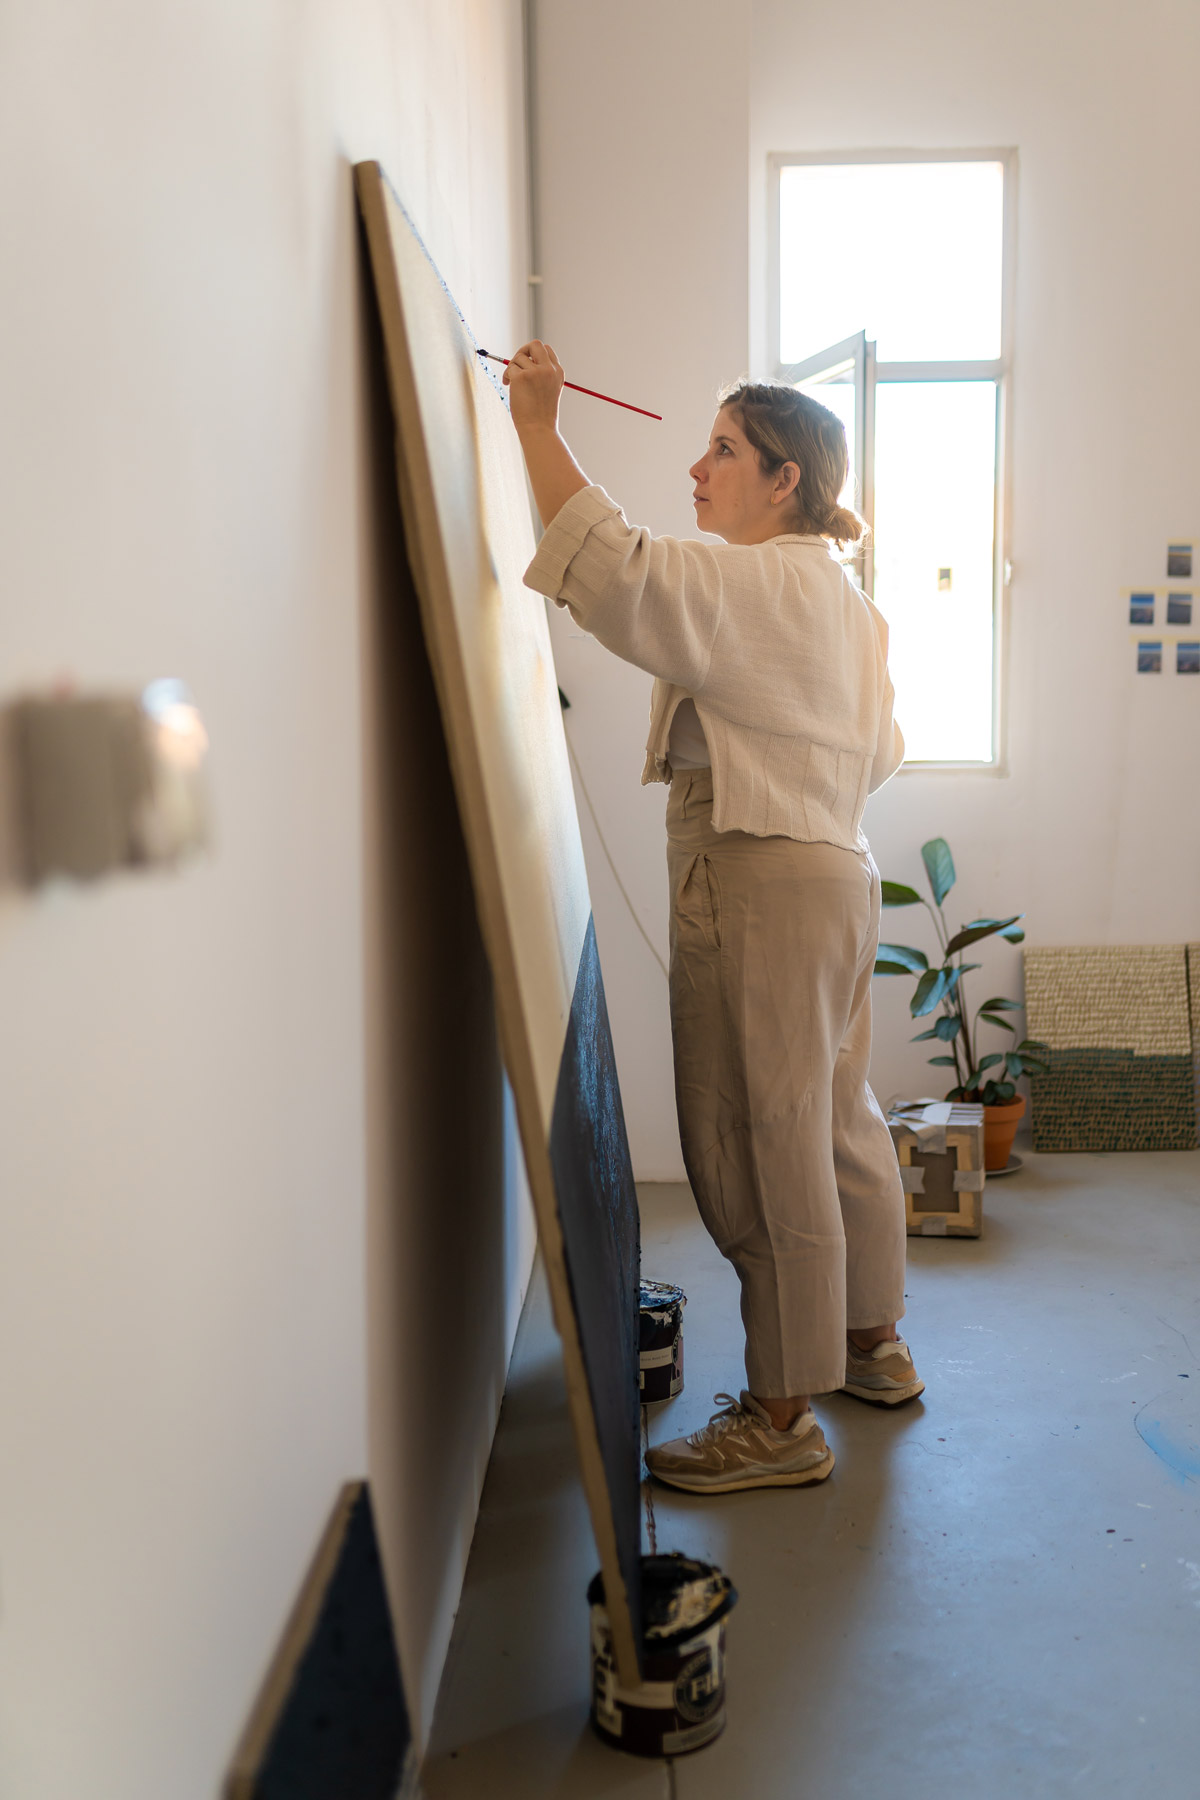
[880,881,923,907]
[921,838,956,906]
[911,967,952,1017]
[975,1052,1004,1072]
[875,943,929,974]
[1015,1037,1049,1053]
[1001,926,1026,944]
[876,960,914,975]
[981,1079,1017,1105]
[945,916,1023,956]
[928,1055,958,1066]
[944,1084,968,1100]
[978,996,1022,1012]
[934,1015,961,1041]
[1005,1053,1026,1078]
[945,963,981,994]
[977,1013,1016,1034]
[911,1027,940,1041]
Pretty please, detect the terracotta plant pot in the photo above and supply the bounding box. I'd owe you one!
[981,1095,1026,1171]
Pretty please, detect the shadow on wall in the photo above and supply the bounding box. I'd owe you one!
[356,209,510,1747]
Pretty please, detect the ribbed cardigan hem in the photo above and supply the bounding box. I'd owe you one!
[643,711,871,851]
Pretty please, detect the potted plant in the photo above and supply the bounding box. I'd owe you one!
[874,837,1050,1171]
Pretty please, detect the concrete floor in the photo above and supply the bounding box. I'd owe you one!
[424,1148,1200,1799]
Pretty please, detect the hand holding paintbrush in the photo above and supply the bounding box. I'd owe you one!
[480,343,662,422]
[496,339,599,526]
[497,339,570,435]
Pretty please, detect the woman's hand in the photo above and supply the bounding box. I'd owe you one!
[503,340,565,435]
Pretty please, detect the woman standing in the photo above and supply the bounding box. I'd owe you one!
[508,341,922,1497]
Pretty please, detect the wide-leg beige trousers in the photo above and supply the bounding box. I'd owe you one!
[666,769,907,1399]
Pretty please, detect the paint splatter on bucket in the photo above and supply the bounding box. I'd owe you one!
[588,1553,737,1757]
[639,1279,685,1403]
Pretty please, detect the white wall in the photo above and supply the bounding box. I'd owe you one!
[537,0,1200,1177]
[0,4,532,1793]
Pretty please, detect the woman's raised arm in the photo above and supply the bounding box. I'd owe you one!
[503,340,590,526]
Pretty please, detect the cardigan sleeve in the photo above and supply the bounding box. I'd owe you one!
[523,484,723,691]
[863,601,904,792]
[867,670,905,792]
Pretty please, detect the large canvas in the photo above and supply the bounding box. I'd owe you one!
[354,164,643,1682]
[1023,945,1198,1152]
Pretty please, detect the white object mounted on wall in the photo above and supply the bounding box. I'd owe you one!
[0,680,211,887]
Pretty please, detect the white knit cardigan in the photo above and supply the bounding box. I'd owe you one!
[524,485,904,850]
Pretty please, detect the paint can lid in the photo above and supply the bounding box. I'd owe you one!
[588,1554,737,1647]
[639,1278,686,1312]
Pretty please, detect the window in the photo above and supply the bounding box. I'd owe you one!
[768,152,1014,765]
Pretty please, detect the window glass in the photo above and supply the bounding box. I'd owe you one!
[796,374,856,505]
[872,382,997,762]
[779,161,1004,364]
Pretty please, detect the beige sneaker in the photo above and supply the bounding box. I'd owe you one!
[645,1391,834,1494]
[842,1336,925,1406]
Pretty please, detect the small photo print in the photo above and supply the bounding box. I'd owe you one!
[1129,593,1155,625]
[1167,542,1193,578]
[1137,640,1163,673]
[1167,593,1193,626]
[1177,641,1200,674]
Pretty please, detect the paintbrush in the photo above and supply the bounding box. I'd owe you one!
[477,350,662,421]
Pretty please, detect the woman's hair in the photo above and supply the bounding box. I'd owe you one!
[717,377,869,553]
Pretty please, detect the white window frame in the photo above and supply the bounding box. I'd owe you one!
[767,148,1018,772]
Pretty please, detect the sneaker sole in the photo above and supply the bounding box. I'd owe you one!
[841,1377,925,1407]
[646,1448,835,1494]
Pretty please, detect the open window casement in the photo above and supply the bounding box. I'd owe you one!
[779,330,876,594]
[769,152,1014,766]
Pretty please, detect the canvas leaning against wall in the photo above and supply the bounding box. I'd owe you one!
[354,163,644,1684]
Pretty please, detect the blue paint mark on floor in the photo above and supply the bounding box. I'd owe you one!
[1136,1410,1200,1485]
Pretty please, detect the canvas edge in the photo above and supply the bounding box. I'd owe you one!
[352,161,643,1687]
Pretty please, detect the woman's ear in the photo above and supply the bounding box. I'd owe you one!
[773,461,801,505]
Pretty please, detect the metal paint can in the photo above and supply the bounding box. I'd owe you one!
[639,1279,685,1403]
[587,1554,737,1758]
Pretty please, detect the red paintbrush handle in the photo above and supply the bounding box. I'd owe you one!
[477,351,662,421]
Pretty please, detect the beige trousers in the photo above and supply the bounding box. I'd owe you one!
[666,769,907,1398]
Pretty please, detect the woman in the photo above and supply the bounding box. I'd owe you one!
[507,341,922,1497]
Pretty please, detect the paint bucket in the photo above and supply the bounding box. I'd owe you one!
[639,1279,685,1403]
[588,1553,737,1757]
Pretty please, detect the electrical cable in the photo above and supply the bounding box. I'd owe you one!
[563,727,669,983]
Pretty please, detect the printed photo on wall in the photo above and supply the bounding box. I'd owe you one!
[1177,642,1200,675]
[1129,593,1156,625]
[1137,641,1163,673]
[1166,593,1193,626]
[1167,542,1193,578]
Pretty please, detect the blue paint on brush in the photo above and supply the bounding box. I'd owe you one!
[1136,1413,1200,1486]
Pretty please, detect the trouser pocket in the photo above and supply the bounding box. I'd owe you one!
[674,852,722,951]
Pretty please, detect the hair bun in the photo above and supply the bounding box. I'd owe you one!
[821,503,868,551]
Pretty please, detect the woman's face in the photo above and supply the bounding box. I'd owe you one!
[689,408,800,545]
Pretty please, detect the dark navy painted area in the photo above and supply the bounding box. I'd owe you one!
[244,1487,413,1800]
[549,914,643,1652]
